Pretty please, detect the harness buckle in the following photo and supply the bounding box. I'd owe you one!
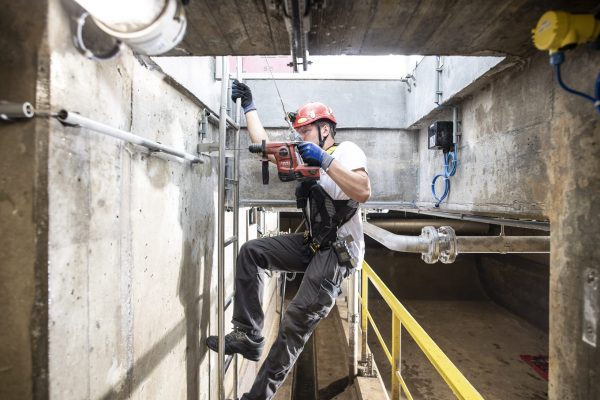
[309,240,320,254]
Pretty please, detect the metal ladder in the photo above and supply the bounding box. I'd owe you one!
[217,56,242,400]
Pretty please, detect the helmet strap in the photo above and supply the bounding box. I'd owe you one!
[317,124,326,148]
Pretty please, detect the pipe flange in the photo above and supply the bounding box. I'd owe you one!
[421,226,440,264]
[438,226,457,264]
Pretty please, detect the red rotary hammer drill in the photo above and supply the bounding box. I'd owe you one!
[249,140,320,184]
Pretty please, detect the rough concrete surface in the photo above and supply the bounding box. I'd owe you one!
[546,46,600,399]
[417,53,554,218]
[0,1,49,399]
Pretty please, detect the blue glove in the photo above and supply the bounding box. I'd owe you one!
[298,142,334,170]
[231,80,256,113]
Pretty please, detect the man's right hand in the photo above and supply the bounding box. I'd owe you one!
[232,80,256,113]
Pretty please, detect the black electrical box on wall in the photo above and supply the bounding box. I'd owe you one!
[428,121,453,152]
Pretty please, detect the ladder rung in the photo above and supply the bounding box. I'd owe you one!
[225,178,238,185]
[225,115,240,130]
[224,235,237,247]
[206,112,240,131]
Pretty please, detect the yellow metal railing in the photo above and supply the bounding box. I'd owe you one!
[360,261,484,400]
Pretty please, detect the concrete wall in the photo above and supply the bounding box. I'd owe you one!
[415,55,552,218]
[245,79,406,129]
[1,1,279,399]
[239,127,419,204]
[408,48,600,398]
[0,1,49,399]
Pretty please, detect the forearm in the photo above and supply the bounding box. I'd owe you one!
[245,110,277,164]
[326,162,371,203]
[245,110,269,144]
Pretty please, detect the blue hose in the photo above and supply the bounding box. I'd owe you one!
[596,73,600,113]
[554,63,600,114]
[432,148,457,207]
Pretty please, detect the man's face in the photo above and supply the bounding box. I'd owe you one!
[296,123,325,145]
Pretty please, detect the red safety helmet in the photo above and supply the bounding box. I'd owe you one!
[292,102,337,129]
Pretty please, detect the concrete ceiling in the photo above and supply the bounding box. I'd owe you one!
[172,0,600,57]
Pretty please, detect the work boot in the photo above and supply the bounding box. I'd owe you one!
[206,328,264,361]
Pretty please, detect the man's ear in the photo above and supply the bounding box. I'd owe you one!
[321,123,330,138]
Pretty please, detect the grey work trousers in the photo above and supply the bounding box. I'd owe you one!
[233,233,350,400]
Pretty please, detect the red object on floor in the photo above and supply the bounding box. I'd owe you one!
[520,355,548,381]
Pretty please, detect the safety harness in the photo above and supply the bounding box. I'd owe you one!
[295,145,359,254]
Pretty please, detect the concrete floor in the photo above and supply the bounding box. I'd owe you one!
[367,299,548,400]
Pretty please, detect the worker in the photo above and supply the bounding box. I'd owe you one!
[206,80,371,400]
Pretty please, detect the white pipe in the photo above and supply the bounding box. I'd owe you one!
[73,0,164,32]
[73,0,187,56]
[57,110,201,163]
[363,221,430,253]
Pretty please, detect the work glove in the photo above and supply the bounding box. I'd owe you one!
[298,142,334,171]
[231,79,256,113]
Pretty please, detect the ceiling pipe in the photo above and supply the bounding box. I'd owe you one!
[368,219,489,235]
[72,0,187,55]
[364,222,549,264]
[456,236,550,253]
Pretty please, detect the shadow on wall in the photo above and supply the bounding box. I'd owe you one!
[94,160,215,400]
[177,160,216,400]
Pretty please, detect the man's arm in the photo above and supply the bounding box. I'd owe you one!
[326,163,371,203]
[298,142,371,203]
[244,110,269,144]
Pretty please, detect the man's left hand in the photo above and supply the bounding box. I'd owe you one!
[298,142,334,170]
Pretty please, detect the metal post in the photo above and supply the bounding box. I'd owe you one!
[232,56,242,400]
[348,270,359,377]
[452,106,459,145]
[435,56,443,105]
[360,269,368,361]
[217,55,229,400]
[391,316,401,399]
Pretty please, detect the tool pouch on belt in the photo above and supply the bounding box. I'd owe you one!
[332,235,357,269]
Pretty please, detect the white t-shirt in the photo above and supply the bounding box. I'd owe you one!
[318,141,368,270]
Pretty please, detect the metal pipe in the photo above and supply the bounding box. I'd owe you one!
[435,56,443,105]
[368,219,489,235]
[57,110,202,163]
[397,208,550,231]
[452,106,459,144]
[347,270,359,378]
[365,221,550,262]
[363,222,430,253]
[232,56,242,400]
[0,101,34,120]
[217,56,229,400]
[457,236,549,253]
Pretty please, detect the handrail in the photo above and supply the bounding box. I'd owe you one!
[360,261,484,400]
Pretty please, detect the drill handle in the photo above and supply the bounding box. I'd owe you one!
[262,160,269,184]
